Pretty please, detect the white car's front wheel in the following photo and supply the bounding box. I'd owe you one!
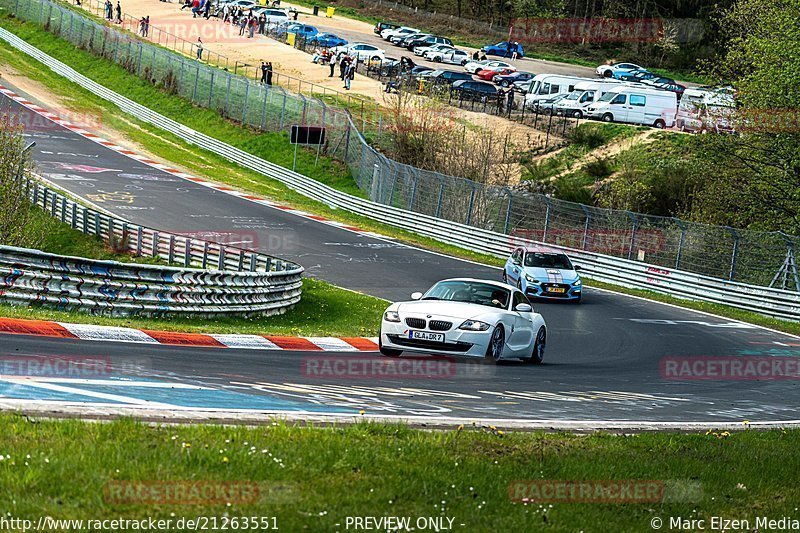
[527,327,546,364]
[486,324,505,363]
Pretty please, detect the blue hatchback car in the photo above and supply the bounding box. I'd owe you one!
[503,248,582,302]
[483,41,525,59]
[309,32,347,48]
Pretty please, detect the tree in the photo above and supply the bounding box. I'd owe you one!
[690,0,800,233]
[0,115,45,248]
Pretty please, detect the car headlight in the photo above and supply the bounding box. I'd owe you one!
[458,320,491,331]
[572,279,582,286]
[525,274,539,283]
[384,311,401,323]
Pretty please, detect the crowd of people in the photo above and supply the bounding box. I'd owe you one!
[309,49,356,90]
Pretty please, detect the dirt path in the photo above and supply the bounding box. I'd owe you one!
[549,129,659,181]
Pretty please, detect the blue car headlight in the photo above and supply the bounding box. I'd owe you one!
[458,320,491,331]
[572,279,582,286]
[525,274,539,283]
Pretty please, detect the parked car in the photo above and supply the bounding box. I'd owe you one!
[308,32,347,48]
[409,65,435,76]
[330,43,386,61]
[382,26,419,41]
[463,59,515,74]
[451,80,499,101]
[483,41,525,58]
[493,71,534,87]
[424,69,474,86]
[524,74,594,109]
[556,80,622,118]
[616,68,658,82]
[586,86,677,128]
[643,78,687,99]
[406,35,452,51]
[532,93,568,114]
[414,43,454,57]
[285,23,318,39]
[395,32,429,46]
[513,79,533,94]
[374,21,400,35]
[252,7,290,24]
[425,49,470,66]
[676,87,736,133]
[596,62,643,78]
[477,67,515,81]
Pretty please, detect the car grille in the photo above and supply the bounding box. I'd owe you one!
[541,283,572,297]
[405,317,426,329]
[387,335,472,353]
[428,320,453,331]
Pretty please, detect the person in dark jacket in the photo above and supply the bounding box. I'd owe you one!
[266,62,273,85]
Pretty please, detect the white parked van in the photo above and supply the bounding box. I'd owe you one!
[676,87,735,133]
[556,80,625,118]
[586,86,677,128]
[524,74,595,109]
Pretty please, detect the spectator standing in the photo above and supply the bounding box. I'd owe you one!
[258,14,266,35]
[506,86,515,114]
[266,62,274,85]
[222,4,230,22]
[248,17,256,38]
[239,16,246,36]
[496,88,505,114]
[196,37,203,60]
[472,50,479,61]
[203,0,211,19]
[260,61,268,83]
[328,55,336,77]
[115,1,122,23]
[505,41,513,58]
[344,61,354,90]
[138,16,145,36]
[144,15,149,37]
[191,0,200,18]
[339,54,347,80]
[511,42,519,60]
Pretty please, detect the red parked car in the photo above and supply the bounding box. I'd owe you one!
[476,67,514,81]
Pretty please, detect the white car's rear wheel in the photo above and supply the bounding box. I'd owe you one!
[527,327,546,364]
[485,324,505,363]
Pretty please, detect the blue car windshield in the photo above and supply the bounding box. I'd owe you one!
[524,253,572,269]
[422,281,510,309]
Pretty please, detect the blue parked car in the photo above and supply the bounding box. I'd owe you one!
[493,71,534,87]
[308,32,347,47]
[503,248,582,302]
[483,41,525,59]
[283,23,318,39]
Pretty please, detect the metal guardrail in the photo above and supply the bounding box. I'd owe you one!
[2,28,797,321]
[0,176,303,317]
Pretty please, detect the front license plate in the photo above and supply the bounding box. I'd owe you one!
[546,287,566,293]
[409,330,445,342]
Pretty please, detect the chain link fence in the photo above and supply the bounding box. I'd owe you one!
[6,0,800,290]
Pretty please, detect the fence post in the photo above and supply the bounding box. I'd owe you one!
[542,198,551,243]
[260,85,268,130]
[627,211,638,261]
[82,206,88,234]
[673,217,686,269]
[343,120,351,161]
[136,226,143,256]
[580,204,591,250]
[729,228,739,281]
[434,176,445,219]
[279,92,287,130]
[223,74,232,116]
[242,81,250,124]
[208,69,215,108]
[503,188,513,234]
[184,238,191,267]
[168,234,175,264]
[465,184,476,226]
[202,241,209,269]
[407,169,418,211]
[152,231,159,257]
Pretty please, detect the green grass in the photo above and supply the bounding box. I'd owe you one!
[1,415,799,529]
[2,18,799,338]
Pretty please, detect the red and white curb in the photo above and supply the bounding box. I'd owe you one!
[0,84,384,239]
[0,317,379,352]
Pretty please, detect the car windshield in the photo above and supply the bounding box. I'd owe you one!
[524,253,573,269]
[564,91,581,100]
[422,281,510,310]
[598,91,619,102]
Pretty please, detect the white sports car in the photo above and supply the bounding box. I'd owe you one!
[379,278,547,364]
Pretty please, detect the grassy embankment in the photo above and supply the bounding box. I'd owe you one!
[1,415,799,530]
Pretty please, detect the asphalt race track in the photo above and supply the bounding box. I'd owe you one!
[1,85,799,426]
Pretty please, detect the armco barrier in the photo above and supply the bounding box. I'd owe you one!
[1,30,799,321]
[0,177,303,317]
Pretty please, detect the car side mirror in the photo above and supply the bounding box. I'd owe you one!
[573,265,582,271]
[515,303,532,313]
[411,292,423,300]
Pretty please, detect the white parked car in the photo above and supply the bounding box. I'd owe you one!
[381,26,419,41]
[251,7,290,24]
[415,43,453,57]
[595,62,643,78]
[379,278,548,364]
[330,43,386,62]
[463,59,516,74]
[426,49,471,65]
